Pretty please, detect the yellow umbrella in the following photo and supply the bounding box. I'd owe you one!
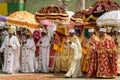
[6,11,40,29]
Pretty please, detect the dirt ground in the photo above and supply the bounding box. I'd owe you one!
[0,73,119,80]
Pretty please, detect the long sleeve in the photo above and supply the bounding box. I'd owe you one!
[11,36,20,50]
[0,36,8,53]
[70,36,82,60]
[15,36,20,48]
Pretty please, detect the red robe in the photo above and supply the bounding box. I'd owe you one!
[96,34,117,78]
[86,34,99,77]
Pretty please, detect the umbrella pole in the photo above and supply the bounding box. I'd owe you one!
[81,0,85,10]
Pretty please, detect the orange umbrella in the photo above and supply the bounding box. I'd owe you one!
[6,11,40,29]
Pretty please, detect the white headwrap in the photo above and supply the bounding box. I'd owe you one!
[69,29,75,33]
[100,28,106,32]
[88,29,94,32]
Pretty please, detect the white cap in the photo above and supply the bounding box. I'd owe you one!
[69,29,75,33]
[88,29,94,32]
[100,28,106,32]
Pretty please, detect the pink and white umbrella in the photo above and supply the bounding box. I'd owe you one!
[40,20,55,26]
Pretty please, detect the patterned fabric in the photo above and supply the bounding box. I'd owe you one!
[96,34,117,78]
[6,11,40,28]
[49,33,74,72]
[116,35,120,74]
[86,35,99,77]
[49,48,56,72]
[81,36,89,73]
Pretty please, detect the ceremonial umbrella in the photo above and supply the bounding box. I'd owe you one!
[6,11,40,29]
[88,0,120,21]
[70,9,89,28]
[35,5,69,22]
[96,10,120,27]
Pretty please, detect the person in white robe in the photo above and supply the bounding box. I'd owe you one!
[21,32,36,73]
[38,29,51,73]
[0,28,20,74]
[65,29,82,78]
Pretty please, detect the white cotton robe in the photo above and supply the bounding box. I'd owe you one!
[66,35,82,77]
[21,38,36,73]
[38,35,51,73]
[0,35,20,73]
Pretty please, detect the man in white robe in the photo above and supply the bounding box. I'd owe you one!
[38,30,51,73]
[21,32,36,73]
[0,28,20,74]
[65,29,82,78]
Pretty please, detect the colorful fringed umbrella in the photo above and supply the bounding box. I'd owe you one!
[40,20,55,26]
[6,11,40,29]
[35,5,69,22]
[86,0,120,22]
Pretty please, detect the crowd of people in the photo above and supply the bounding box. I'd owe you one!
[0,20,120,79]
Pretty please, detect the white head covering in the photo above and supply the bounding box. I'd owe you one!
[100,28,106,32]
[88,29,94,32]
[69,29,75,33]
[106,27,112,33]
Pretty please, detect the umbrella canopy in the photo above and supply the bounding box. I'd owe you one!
[35,5,69,22]
[40,20,55,26]
[97,10,120,27]
[87,0,120,21]
[70,9,89,28]
[6,11,40,29]
[70,9,91,22]
[0,15,7,22]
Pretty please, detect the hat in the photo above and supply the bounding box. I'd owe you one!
[88,29,94,32]
[26,29,32,35]
[69,29,75,33]
[8,28,13,33]
[106,27,112,33]
[100,28,106,32]
[17,28,21,31]
[26,32,31,35]
[75,28,81,34]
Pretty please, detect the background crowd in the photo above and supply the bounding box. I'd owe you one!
[0,20,119,79]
